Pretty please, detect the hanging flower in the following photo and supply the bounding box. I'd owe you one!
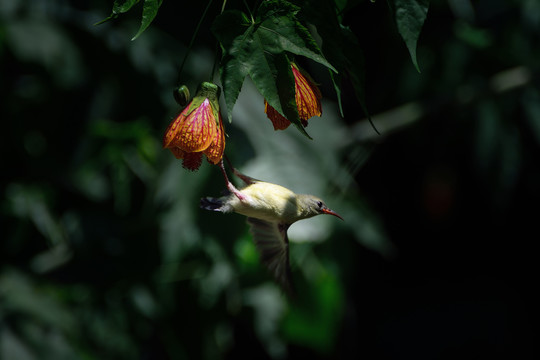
[264,62,322,130]
[163,82,225,171]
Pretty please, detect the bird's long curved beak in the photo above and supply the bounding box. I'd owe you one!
[321,208,344,221]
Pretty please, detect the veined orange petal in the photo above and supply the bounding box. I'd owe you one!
[163,106,190,149]
[292,65,322,120]
[264,100,291,130]
[176,99,216,153]
[204,113,226,164]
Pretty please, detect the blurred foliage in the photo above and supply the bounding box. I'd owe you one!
[1,0,539,359]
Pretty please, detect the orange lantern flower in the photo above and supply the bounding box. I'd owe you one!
[264,62,322,130]
[163,82,225,171]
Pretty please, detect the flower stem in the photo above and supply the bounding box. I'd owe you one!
[177,0,215,85]
[211,43,220,82]
[210,0,228,82]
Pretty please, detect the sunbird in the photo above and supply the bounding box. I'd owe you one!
[200,160,343,294]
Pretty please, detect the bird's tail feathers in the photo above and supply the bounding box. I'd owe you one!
[200,197,224,211]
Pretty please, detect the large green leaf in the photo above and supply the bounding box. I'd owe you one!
[212,10,250,50]
[212,10,253,124]
[212,0,336,138]
[389,0,430,72]
[255,1,336,72]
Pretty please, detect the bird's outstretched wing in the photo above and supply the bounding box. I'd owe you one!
[246,217,294,295]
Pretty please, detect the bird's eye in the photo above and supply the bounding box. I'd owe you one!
[316,201,323,208]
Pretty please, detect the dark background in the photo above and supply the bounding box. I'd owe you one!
[1,0,538,359]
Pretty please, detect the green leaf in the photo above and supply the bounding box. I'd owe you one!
[212,10,252,121]
[328,70,344,117]
[339,26,378,134]
[389,0,430,72]
[113,0,140,14]
[212,0,334,138]
[211,10,251,50]
[131,0,162,41]
[94,0,140,26]
[219,53,248,124]
[256,1,337,72]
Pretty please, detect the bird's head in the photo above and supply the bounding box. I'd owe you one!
[300,195,344,220]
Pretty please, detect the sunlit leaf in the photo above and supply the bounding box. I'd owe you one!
[389,0,430,72]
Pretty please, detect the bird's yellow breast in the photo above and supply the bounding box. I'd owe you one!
[229,182,302,223]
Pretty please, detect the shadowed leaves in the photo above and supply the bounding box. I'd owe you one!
[212,0,336,138]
